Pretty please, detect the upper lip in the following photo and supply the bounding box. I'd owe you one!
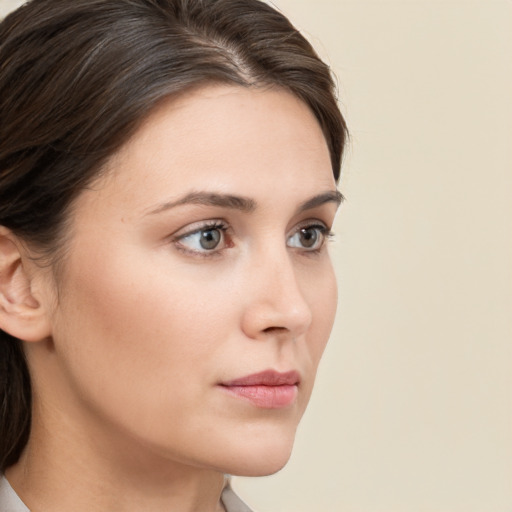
[221,370,301,387]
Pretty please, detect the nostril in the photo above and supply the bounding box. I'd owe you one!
[262,326,288,335]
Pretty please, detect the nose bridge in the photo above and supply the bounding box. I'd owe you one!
[242,242,313,338]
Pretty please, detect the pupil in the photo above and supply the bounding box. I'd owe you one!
[300,228,317,248]
[200,229,221,250]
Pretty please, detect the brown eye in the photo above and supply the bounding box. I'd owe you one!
[299,227,318,248]
[287,224,328,251]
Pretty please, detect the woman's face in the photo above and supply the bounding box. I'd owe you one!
[36,85,340,476]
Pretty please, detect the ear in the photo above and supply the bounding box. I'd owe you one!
[0,226,52,342]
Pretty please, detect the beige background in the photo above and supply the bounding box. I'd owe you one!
[1,0,511,511]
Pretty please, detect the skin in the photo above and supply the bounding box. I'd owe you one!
[4,84,340,512]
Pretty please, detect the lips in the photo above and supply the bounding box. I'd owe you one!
[219,370,300,409]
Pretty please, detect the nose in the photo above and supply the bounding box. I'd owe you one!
[240,250,313,341]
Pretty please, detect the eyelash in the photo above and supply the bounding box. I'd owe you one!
[171,220,335,259]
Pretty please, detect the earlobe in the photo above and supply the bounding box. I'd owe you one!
[0,227,52,342]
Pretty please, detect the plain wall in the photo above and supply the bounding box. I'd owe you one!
[1,0,511,511]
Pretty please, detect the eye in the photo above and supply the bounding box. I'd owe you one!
[174,222,230,254]
[287,223,331,251]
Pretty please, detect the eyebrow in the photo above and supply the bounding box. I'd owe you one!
[147,189,343,216]
[147,192,256,215]
[296,190,344,213]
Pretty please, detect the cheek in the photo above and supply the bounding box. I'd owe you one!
[306,258,338,362]
[53,241,242,392]
[289,259,337,423]
[51,247,220,431]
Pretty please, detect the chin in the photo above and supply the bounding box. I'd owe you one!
[216,428,297,477]
[234,456,291,477]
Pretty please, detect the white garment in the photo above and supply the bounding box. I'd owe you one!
[0,475,253,512]
[0,477,29,512]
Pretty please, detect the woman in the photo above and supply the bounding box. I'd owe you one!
[0,0,347,510]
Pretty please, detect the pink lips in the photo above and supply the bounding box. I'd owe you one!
[219,370,300,409]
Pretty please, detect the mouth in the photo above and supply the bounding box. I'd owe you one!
[219,370,301,409]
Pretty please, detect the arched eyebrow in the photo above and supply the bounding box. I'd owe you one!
[147,192,256,215]
[296,190,344,213]
[146,190,343,216]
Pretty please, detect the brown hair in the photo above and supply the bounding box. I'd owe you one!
[0,0,347,471]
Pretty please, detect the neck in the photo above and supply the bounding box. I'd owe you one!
[6,403,227,512]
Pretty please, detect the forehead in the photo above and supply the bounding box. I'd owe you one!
[79,84,335,217]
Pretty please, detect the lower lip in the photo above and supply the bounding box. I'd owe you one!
[220,384,298,409]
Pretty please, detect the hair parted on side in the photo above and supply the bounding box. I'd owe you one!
[0,0,348,472]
